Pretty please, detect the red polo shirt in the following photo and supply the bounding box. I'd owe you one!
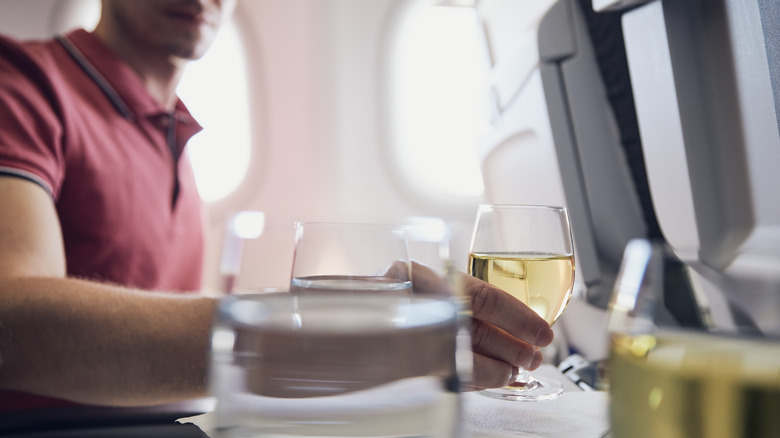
[0,29,206,409]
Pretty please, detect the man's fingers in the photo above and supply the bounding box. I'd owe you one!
[466,353,516,390]
[383,259,412,282]
[469,319,540,370]
[462,273,554,347]
[465,349,544,391]
[409,261,450,296]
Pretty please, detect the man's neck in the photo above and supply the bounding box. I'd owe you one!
[92,27,185,112]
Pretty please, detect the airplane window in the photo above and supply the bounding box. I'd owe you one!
[386,3,489,200]
[178,19,251,203]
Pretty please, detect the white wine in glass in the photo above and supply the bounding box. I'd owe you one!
[468,204,575,401]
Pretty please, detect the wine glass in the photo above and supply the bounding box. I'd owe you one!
[607,239,780,438]
[290,221,413,295]
[468,204,575,401]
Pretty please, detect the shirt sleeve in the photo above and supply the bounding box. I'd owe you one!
[0,34,66,198]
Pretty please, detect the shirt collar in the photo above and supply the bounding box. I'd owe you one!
[60,29,202,135]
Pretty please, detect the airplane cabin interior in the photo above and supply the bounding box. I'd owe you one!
[0,0,778,435]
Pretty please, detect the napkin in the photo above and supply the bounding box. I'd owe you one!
[463,365,610,438]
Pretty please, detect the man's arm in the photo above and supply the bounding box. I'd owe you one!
[0,176,552,403]
[0,177,217,406]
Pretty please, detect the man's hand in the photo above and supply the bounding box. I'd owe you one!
[408,262,554,390]
[461,274,554,389]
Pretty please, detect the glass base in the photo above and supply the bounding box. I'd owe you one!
[477,374,564,401]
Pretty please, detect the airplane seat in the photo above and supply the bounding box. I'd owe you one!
[474,0,659,362]
[566,1,709,332]
[612,0,780,337]
[537,0,653,311]
[537,0,665,361]
[509,0,780,363]
[532,0,780,358]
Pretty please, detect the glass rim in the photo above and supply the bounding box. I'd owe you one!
[477,203,568,212]
[293,221,408,231]
[477,203,569,216]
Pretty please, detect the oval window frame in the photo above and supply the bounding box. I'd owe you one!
[379,0,490,209]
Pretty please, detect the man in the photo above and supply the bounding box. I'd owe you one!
[0,0,553,410]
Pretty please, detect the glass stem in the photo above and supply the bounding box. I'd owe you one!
[514,367,533,384]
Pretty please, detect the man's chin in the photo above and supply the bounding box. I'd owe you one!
[167,33,218,62]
